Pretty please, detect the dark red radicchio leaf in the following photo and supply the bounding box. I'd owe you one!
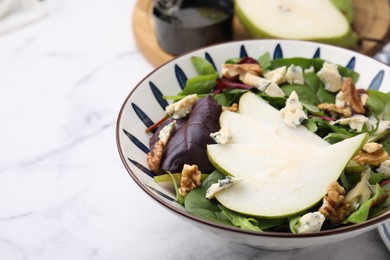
[159,96,222,174]
[238,57,259,64]
[213,78,254,94]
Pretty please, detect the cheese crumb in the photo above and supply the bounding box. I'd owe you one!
[280,91,308,128]
[165,94,198,119]
[286,65,304,85]
[317,61,344,93]
[210,127,232,144]
[296,212,325,233]
[158,121,176,145]
[332,115,369,132]
[264,66,287,84]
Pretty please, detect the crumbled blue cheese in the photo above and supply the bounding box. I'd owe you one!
[206,177,237,199]
[242,73,285,97]
[377,160,390,176]
[264,83,285,97]
[158,121,176,145]
[362,142,383,153]
[210,127,232,144]
[286,65,304,85]
[304,66,315,74]
[344,169,373,211]
[335,91,345,107]
[264,66,287,84]
[317,61,343,92]
[361,93,369,106]
[243,73,272,91]
[296,212,325,234]
[280,91,308,128]
[332,115,369,132]
[165,94,198,119]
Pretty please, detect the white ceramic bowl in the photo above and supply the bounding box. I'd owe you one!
[116,39,390,250]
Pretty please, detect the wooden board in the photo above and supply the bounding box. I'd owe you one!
[133,0,390,67]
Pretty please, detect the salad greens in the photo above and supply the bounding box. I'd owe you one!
[148,52,390,233]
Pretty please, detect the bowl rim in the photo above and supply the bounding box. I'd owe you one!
[116,39,390,238]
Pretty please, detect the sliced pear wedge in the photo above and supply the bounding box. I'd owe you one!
[207,133,367,218]
[234,92,328,147]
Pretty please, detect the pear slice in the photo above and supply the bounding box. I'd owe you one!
[230,92,328,147]
[235,0,357,47]
[207,133,367,218]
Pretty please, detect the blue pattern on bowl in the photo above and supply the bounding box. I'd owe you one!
[122,129,149,154]
[369,70,385,90]
[150,81,169,109]
[346,57,356,71]
[313,48,321,58]
[128,158,154,177]
[175,64,187,89]
[131,102,154,128]
[273,44,283,59]
[240,45,248,58]
[205,52,217,71]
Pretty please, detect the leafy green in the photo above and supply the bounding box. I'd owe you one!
[366,90,390,120]
[281,72,336,106]
[184,171,232,226]
[258,93,287,110]
[369,180,390,218]
[323,132,354,144]
[225,57,241,64]
[191,56,217,75]
[214,89,247,107]
[218,205,262,231]
[178,73,218,95]
[288,214,301,234]
[169,172,184,205]
[343,184,383,224]
[256,217,286,230]
[303,117,355,141]
[258,52,272,71]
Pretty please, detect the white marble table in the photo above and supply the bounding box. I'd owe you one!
[0,0,389,259]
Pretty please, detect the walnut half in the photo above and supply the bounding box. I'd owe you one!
[342,77,365,115]
[178,164,202,197]
[353,143,389,167]
[147,140,164,174]
[221,63,263,80]
[318,103,352,117]
[319,182,351,223]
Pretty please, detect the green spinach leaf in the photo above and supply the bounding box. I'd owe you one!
[218,205,262,231]
[178,73,218,95]
[258,52,272,71]
[366,90,390,121]
[281,72,336,106]
[343,184,383,224]
[184,171,232,226]
[191,56,217,75]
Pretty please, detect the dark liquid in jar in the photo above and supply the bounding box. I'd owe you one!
[164,7,229,27]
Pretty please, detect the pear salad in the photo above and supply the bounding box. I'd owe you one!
[146,53,390,234]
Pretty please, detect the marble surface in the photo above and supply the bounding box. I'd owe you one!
[0,0,389,259]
